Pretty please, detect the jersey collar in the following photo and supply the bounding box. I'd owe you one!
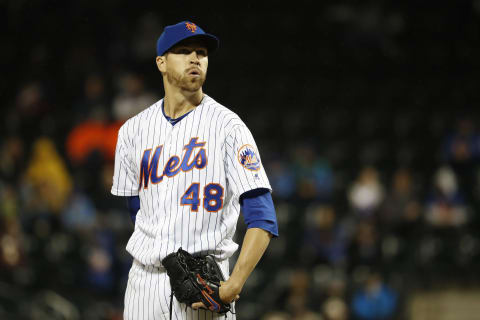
[161,100,194,126]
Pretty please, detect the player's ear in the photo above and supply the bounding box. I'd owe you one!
[156,56,167,73]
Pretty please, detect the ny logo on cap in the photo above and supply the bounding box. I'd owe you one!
[185,22,197,33]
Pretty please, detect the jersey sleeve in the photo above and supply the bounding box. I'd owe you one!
[111,124,139,196]
[224,124,272,198]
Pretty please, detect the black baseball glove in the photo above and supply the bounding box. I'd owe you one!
[162,248,232,315]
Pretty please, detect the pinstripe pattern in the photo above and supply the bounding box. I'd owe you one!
[112,94,270,319]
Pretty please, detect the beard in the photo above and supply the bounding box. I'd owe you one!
[166,68,206,92]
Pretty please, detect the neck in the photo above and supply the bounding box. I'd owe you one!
[163,86,204,119]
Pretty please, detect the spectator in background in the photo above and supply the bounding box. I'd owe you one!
[421,166,469,274]
[24,137,73,215]
[66,109,113,166]
[283,143,335,262]
[72,73,109,124]
[285,269,323,320]
[378,168,422,270]
[347,221,380,269]
[292,143,335,203]
[131,13,164,62]
[380,167,421,232]
[425,166,468,229]
[111,72,158,121]
[274,268,323,320]
[322,296,349,320]
[0,138,27,274]
[17,137,78,291]
[66,74,123,200]
[351,272,397,320]
[84,226,117,295]
[268,158,296,200]
[318,275,349,320]
[442,116,479,201]
[0,136,25,185]
[0,195,24,270]
[66,106,121,169]
[261,311,291,320]
[61,191,97,234]
[348,166,384,219]
[10,82,53,143]
[302,204,349,267]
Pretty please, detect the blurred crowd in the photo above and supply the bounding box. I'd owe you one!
[248,117,480,320]
[2,1,480,320]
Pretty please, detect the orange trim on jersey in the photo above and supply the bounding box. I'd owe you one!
[180,182,200,212]
[138,148,152,190]
[150,146,165,185]
[203,183,224,213]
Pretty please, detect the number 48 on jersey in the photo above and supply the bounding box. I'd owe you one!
[180,183,224,213]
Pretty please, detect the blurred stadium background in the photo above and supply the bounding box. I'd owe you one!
[2,1,480,319]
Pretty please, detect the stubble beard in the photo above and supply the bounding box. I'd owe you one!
[167,69,206,92]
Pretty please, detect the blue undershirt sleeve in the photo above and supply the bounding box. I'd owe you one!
[126,196,140,224]
[240,188,279,237]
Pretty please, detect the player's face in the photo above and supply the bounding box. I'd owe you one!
[160,40,209,92]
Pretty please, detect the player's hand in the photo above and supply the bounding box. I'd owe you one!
[191,281,240,310]
[219,280,241,303]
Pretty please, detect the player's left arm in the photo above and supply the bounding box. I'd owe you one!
[193,227,272,309]
[220,227,272,303]
[192,189,278,308]
[206,121,278,304]
[221,188,278,302]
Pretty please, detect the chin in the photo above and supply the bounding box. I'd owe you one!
[181,84,201,92]
[183,79,205,92]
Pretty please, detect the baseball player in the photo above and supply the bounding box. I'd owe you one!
[111,21,279,319]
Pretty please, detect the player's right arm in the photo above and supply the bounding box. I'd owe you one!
[112,123,140,202]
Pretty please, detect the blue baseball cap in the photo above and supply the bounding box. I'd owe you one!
[156,21,219,56]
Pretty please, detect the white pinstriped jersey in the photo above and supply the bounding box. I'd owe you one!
[111,94,271,266]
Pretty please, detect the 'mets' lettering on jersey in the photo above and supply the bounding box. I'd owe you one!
[138,137,207,190]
